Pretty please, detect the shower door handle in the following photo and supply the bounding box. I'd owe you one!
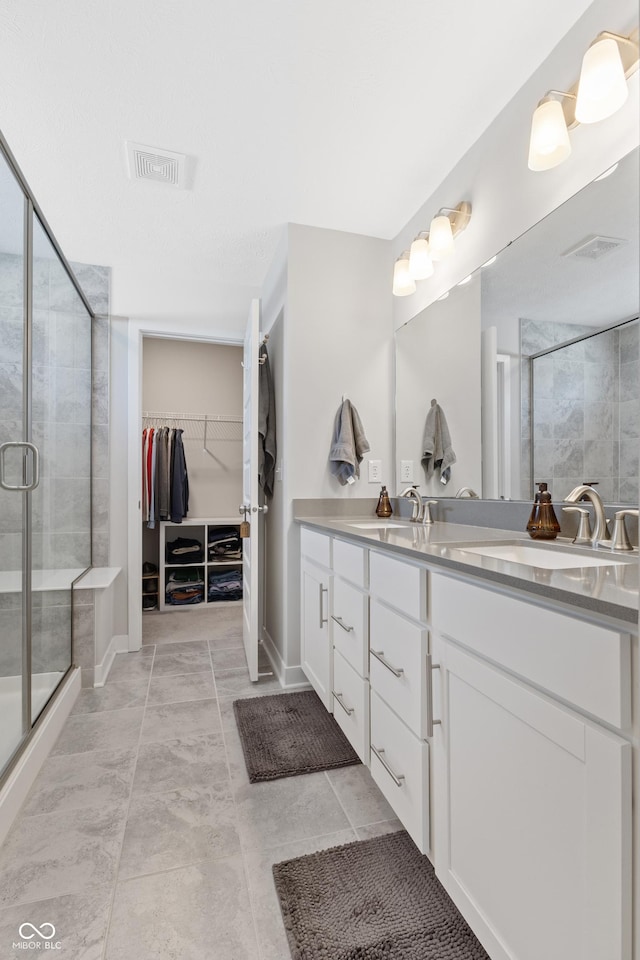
[0,442,40,491]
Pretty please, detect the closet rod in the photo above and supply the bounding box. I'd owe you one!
[142,412,242,423]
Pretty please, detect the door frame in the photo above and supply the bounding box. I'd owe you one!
[126,324,242,650]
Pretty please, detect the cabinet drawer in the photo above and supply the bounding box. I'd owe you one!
[369,550,426,621]
[332,650,369,763]
[300,527,331,568]
[332,538,366,588]
[332,577,368,677]
[369,600,427,737]
[370,691,429,854]
[431,573,631,729]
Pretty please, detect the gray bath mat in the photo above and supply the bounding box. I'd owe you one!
[273,830,491,959]
[232,690,360,782]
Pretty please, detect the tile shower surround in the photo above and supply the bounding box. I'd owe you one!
[0,252,110,681]
[0,607,401,960]
[521,318,639,503]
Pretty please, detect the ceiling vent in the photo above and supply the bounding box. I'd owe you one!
[125,142,187,188]
[561,234,628,261]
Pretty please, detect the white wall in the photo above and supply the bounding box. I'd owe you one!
[142,338,242,518]
[287,224,393,496]
[392,0,640,329]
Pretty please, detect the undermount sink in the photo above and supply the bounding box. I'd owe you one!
[348,520,410,529]
[452,541,633,570]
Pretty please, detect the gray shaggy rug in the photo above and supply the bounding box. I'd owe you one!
[273,830,491,959]
[232,690,360,782]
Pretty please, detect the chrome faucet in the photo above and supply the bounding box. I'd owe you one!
[455,487,479,499]
[400,485,422,522]
[563,485,607,545]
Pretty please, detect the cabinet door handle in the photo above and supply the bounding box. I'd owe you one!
[332,691,354,716]
[319,585,328,627]
[426,653,441,738]
[371,649,404,678]
[331,615,354,633]
[371,745,405,787]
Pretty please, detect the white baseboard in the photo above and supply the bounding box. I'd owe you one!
[0,667,81,847]
[261,628,310,689]
[93,634,129,687]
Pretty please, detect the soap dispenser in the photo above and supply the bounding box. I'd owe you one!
[528,485,560,540]
[526,482,546,533]
[376,485,392,518]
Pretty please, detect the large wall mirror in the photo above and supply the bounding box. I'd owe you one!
[395,146,639,505]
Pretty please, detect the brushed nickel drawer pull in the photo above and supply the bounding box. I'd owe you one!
[319,584,328,627]
[371,649,404,678]
[426,653,441,738]
[333,691,354,716]
[331,615,354,633]
[371,745,405,787]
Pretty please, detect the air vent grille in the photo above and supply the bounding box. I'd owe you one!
[125,142,186,188]
[562,234,627,261]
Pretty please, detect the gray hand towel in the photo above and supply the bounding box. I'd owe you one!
[329,399,370,485]
[421,399,456,485]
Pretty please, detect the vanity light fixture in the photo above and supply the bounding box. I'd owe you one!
[575,33,633,123]
[528,92,575,171]
[528,26,638,172]
[392,251,416,297]
[408,233,434,280]
[392,201,471,296]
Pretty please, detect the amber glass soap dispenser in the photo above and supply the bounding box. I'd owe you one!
[527,483,560,540]
[376,485,392,518]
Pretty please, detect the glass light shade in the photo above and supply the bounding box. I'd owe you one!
[428,215,454,260]
[575,37,628,123]
[527,98,572,172]
[408,236,434,280]
[392,253,416,297]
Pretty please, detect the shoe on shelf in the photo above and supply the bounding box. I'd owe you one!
[143,561,158,575]
[142,595,158,611]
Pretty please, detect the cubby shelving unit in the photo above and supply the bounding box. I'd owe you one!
[159,517,243,612]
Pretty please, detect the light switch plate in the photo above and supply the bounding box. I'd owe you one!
[368,459,382,483]
[400,460,414,482]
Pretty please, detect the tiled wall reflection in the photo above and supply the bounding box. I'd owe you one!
[521,318,639,504]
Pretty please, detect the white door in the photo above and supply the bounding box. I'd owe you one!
[431,634,631,960]
[241,299,261,681]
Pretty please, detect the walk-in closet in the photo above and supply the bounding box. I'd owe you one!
[141,337,243,616]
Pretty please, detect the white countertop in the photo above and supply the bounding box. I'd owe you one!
[296,516,639,628]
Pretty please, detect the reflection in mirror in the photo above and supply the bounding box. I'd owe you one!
[531,318,638,504]
[395,146,639,504]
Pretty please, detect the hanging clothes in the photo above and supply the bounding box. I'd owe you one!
[170,428,189,523]
[141,425,190,528]
[258,343,277,499]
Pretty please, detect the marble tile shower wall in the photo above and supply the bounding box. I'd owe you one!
[521,318,639,504]
[0,251,110,679]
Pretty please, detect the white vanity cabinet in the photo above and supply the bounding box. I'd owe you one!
[368,550,430,854]
[430,572,632,960]
[330,538,370,762]
[300,528,332,711]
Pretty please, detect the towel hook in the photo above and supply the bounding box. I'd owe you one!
[431,398,437,406]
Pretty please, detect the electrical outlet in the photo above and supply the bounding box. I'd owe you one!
[368,459,382,483]
[400,460,414,482]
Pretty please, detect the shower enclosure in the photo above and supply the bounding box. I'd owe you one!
[0,131,94,784]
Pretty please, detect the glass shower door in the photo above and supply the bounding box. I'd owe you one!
[30,216,92,721]
[0,149,28,769]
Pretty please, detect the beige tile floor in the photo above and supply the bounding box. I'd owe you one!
[0,606,400,959]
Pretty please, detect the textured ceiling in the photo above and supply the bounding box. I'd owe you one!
[0,0,595,331]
